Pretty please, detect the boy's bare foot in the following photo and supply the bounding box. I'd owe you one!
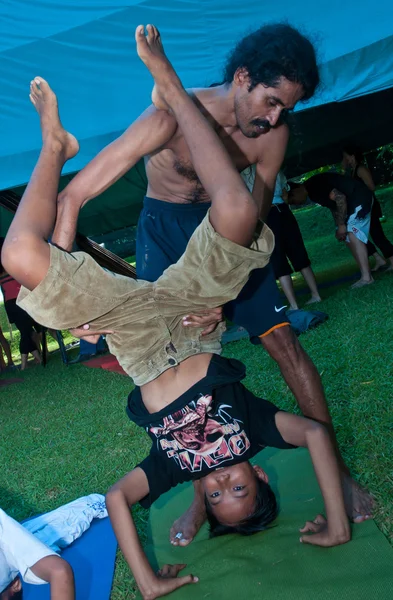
[170,503,206,547]
[350,277,374,289]
[135,25,183,111]
[29,77,79,160]
[342,475,373,523]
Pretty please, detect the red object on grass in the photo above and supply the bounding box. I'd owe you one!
[81,354,128,376]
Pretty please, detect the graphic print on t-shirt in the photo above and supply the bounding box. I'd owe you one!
[148,395,250,473]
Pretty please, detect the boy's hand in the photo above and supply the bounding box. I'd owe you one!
[146,564,198,599]
[182,307,223,336]
[299,514,350,547]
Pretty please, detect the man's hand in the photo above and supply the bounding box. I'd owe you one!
[69,323,114,345]
[299,514,350,547]
[335,225,347,242]
[182,307,223,336]
[145,564,198,600]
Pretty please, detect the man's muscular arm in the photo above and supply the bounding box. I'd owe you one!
[252,125,289,221]
[60,106,177,204]
[52,107,177,250]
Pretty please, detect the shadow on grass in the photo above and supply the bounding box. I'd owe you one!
[0,486,39,520]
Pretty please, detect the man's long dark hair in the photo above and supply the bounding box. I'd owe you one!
[223,23,319,100]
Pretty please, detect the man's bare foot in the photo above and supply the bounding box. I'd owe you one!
[29,77,79,160]
[135,25,183,111]
[350,277,374,289]
[170,503,206,547]
[305,295,321,305]
[342,474,373,523]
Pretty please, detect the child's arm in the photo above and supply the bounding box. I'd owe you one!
[30,555,75,600]
[106,467,198,600]
[274,412,350,547]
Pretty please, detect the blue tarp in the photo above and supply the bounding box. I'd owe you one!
[1,0,393,191]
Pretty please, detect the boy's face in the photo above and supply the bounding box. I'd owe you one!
[201,462,268,525]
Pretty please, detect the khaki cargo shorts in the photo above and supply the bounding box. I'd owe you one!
[18,211,274,385]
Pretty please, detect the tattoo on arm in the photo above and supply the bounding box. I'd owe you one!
[331,189,347,226]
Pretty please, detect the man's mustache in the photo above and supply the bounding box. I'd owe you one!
[250,119,271,132]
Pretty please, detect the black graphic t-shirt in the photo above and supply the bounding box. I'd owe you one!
[126,355,295,508]
[304,172,373,218]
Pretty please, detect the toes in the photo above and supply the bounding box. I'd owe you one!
[29,93,36,105]
[135,24,144,37]
[146,24,153,41]
[352,514,366,523]
[31,78,42,96]
[179,538,191,547]
[34,77,50,93]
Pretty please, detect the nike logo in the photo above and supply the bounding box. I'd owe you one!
[274,305,287,312]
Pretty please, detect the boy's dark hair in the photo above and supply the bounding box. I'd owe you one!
[223,23,319,100]
[205,477,278,537]
[0,577,23,599]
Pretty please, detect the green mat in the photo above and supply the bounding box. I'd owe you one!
[145,448,393,599]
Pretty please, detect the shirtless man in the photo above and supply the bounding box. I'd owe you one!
[52,23,372,529]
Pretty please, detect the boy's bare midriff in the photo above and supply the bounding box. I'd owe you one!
[140,352,213,414]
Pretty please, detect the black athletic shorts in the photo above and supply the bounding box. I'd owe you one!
[136,196,290,342]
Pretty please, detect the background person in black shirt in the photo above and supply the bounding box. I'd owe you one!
[342,146,393,272]
[288,173,374,288]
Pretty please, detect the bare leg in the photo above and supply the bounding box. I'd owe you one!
[135,24,258,248]
[32,349,42,365]
[0,348,5,370]
[2,78,79,290]
[262,325,373,521]
[301,266,321,304]
[170,481,206,546]
[0,328,14,366]
[20,353,28,370]
[279,275,298,310]
[346,234,374,288]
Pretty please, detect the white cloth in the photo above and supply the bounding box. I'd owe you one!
[241,164,256,192]
[241,167,289,206]
[0,494,107,592]
[272,172,289,205]
[346,205,372,244]
[0,508,57,591]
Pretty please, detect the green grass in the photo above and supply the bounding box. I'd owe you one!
[1,185,393,598]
